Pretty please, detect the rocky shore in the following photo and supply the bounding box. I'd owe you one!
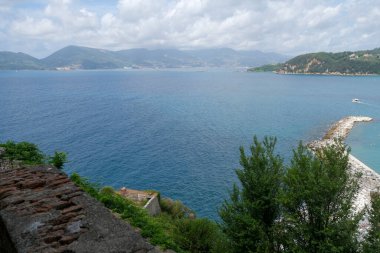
[309,116,379,212]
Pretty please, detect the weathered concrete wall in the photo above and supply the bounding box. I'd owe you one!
[144,195,161,216]
[0,165,162,253]
[0,215,17,253]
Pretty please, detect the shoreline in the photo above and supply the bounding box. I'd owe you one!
[275,72,378,77]
[309,116,379,211]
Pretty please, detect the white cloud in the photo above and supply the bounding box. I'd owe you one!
[1,0,380,57]
[11,17,56,36]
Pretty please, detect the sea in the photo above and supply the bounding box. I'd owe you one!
[0,69,379,219]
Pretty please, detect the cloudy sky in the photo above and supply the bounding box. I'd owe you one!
[0,0,379,58]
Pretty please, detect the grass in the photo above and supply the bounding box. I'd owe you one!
[70,173,230,253]
[70,173,183,252]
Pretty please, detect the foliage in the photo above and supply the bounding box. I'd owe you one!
[281,140,362,253]
[49,151,67,169]
[160,198,195,219]
[248,63,284,72]
[174,218,232,253]
[219,137,364,253]
[70,173,100,199]
[219,136,284,253]
[0,140,45,165]
[281,48,380,74]
[363,192,380,253]
[70,173,228,253]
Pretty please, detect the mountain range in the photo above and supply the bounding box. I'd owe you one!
[249,48,380,75]
[0,46,289,70]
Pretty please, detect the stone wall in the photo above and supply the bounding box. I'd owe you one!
[0,164,162,253]
[144,194,161,216]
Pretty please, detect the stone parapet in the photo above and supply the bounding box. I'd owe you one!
[0,165,161,253]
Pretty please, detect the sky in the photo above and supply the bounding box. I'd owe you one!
[0,0,379,58]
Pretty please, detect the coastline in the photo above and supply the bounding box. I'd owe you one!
[275,71,378,77]
[309,116,380,211]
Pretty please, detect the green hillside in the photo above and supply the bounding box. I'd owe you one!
[0,52,43,70]
[250,48,380,75]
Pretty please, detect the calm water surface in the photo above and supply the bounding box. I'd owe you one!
[0,70,379,219]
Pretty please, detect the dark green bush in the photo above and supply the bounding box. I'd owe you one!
[49,151,67,169]
[160,198,195,219]
[174,218,232,253]
[0,141,45,165]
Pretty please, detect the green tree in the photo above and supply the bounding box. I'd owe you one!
[49,151,67,169]
[219,136,284,253]
[363,192,380,253]
[281,140,362,253]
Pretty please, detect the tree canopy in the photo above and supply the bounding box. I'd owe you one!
[220,137,364,253]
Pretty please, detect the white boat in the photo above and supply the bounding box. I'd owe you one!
[352,98,360,103]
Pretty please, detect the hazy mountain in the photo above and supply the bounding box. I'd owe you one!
[250,48,380,75]
[115,48,202,68]
[0,45,290,70]
[0,52,43,70]
[41,45,125,69]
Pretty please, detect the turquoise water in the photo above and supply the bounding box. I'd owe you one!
[0,70,379,219]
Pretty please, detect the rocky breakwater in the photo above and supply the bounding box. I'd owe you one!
[0,163,161,253]
[309,116,379,212]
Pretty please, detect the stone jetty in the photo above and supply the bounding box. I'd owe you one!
[309,116,379,212]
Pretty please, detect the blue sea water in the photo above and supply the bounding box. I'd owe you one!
[0,69,379,219]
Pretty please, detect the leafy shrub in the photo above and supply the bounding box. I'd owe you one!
[0,141,45,164]
[49,151,67,169]
[174,218,231,253]
[160,198,195,219]
[100,186,115,195]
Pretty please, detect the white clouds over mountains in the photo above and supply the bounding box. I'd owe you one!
[1,0,379,58]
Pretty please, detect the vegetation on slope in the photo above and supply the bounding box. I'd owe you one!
[249,48,380,74]
[0,52,44,70]
[247,63,284,72]
[0,140,67,168]
[70,173,229,253]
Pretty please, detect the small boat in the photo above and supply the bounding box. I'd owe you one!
[352,98,360,103]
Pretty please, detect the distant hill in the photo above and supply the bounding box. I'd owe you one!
[115,48,202,68]
[249,48,380,75]
[41,46,125,69]
[0,45,289,70]
[0,52,43,70]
